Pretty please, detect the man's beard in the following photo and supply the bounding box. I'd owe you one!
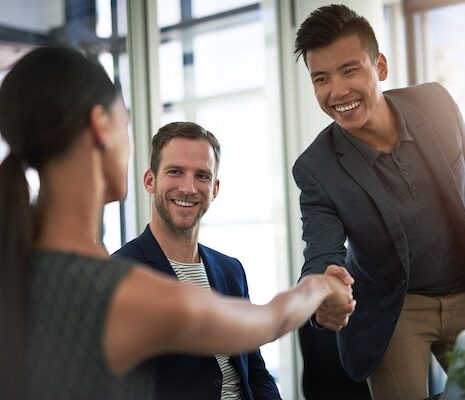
[154,193,207,233]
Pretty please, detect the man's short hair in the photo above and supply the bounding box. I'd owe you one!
[150,121,221,175]
[294,4,379,64]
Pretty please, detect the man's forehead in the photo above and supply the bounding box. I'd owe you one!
[305,35,370,70]
[160,143,215,167]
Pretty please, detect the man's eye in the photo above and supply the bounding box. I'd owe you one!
[312,76,326,84]
[198,174,211,181]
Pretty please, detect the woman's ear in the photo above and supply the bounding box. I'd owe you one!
[89,105,113,149]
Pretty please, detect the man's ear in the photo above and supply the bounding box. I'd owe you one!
[212,179,220,199]
[143,168,156,193]
[376,53,388,82]
[89,104,112,149]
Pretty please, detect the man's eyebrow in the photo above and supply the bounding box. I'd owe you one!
[310,60,362,78]
[339,60,362,69]
[310,70,326,79]
[162,164,183,170]
[196,169,213,176]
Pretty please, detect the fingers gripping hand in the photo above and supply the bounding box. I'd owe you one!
[325,264,354,286]
[315,300,356,331]
[316,265,356,331]
[324,268,353,306]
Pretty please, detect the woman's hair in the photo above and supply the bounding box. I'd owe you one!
[0,46,118,396]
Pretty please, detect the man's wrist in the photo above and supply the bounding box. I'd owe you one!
[309,314,325,329]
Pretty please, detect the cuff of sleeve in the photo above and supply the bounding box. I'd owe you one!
[309,314,325,330]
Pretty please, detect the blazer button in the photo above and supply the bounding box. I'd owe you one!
[401,278,406,286]
[214,378,222,388]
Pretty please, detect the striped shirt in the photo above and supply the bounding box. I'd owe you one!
[169,259,242,400]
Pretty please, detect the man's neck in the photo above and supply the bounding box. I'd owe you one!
[149,221,200,263]
[347,96,398,152]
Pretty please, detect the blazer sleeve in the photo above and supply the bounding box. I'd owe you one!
[246,348,281,399]
[293,158,347,277]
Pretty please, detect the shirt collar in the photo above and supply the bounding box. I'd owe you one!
[341,96,414,165]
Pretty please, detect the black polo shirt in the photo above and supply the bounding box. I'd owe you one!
[343,110,465,295]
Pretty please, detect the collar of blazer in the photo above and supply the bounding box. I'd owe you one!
[332,83,465,256]
[138,225,228,293]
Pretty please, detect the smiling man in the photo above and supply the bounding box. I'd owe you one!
[114,122,281,400]
[293,4,465,400]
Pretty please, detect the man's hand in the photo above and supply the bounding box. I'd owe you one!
[315,265,356,331]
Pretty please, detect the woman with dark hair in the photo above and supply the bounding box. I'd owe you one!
[0,46,354,399]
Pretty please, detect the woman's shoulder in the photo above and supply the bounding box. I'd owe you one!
[28,250,135,319]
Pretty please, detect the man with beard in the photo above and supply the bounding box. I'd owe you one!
[114,121,282,400]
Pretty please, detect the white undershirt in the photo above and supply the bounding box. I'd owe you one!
[169,258,242,400]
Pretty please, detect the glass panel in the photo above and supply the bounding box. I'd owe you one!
[161,107,186,127]
[192,0,257,18]
[96,0,112,38]
[425,4,465,114]
[118,53,131,109]
[98,52,114,81]
[117,0,128,36]
[0,2,62,32]
[25,168,40,204]
[199,222,279,380]
[193,21,265,97]
[0,135,8,164]
[196,93,273,224]
[0,47,40,201]
[157,0,181,28]
[159,40,185,103]
[103,201,122,253]
[200,223,277,304]
[0,0,133,251]
[156,0,285,391]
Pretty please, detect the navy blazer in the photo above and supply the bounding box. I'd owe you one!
[293,83,465,382]
[113,225,281,400]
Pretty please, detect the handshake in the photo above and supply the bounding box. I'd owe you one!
[305,265,356,332]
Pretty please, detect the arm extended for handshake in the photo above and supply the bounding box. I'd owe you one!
[104,263,355,375]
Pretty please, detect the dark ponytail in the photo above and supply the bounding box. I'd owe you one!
[0,153,32,397]
[0,46,118,397]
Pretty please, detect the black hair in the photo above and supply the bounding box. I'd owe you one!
[294,4,379,64]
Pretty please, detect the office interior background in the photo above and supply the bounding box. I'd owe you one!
[0,0,463,398]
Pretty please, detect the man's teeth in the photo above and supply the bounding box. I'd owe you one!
[335,100,361,112]
[174,199,195,207]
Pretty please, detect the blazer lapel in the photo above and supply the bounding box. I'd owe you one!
[333,126,409,271]
[199,246,228,294]
[138,225,176,277]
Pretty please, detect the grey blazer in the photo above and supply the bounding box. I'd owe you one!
[293,82,465,381]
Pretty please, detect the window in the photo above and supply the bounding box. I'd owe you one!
[157,0,290,392]
[405,1,465,114]
[0,0,135,253]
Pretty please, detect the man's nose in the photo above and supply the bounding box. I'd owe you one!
[179,174,197,194]
[330,76,350,99]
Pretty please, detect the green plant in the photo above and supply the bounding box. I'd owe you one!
[447,347,465,394]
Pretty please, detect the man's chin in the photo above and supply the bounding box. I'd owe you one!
[170,219,199,233]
